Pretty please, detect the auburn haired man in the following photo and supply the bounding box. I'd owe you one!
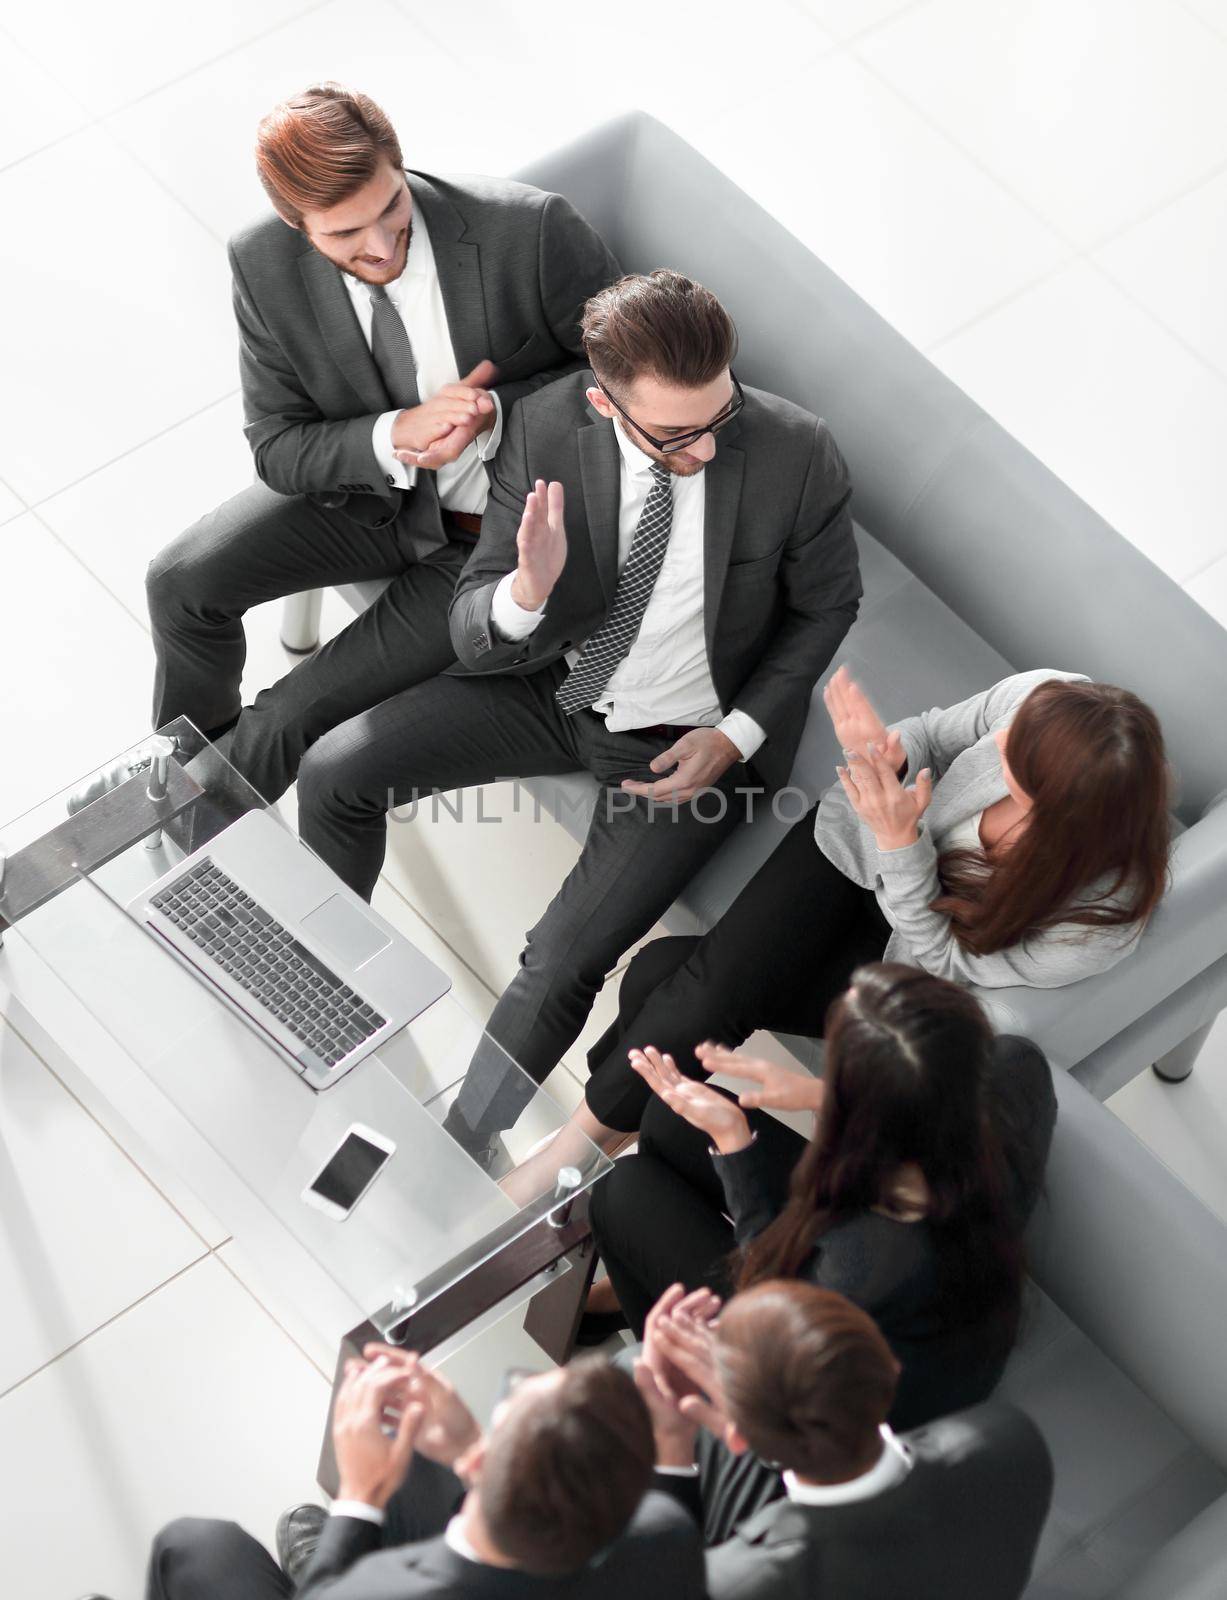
[146,82,619,801]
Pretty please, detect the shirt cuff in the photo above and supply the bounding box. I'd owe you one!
[476,390,504,461]
[655,1463,701,1477]
[490,570,547,641]
[372,410,418,491]
[716,709,767,762]
[329,1499,385,1526]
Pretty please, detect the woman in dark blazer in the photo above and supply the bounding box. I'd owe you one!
[587,963,1057,1430]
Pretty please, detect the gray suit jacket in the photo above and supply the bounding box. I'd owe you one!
[227,170,620,530]
[447,370,863,792]
[674,1402,1052,1600]
[295,1489,705,1600]
[814,668,1148,987]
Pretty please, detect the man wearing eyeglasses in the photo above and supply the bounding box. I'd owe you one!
[297,270,862,1163]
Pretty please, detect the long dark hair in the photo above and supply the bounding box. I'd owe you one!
[933,679,1169,956]
[737,964,1024,1335]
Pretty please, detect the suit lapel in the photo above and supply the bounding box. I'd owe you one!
[702,429,746,665]
[409,171,491,376]
[298,248,390,413]
[578,419,622,605]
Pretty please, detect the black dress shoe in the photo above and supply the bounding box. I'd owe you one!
[276,1503,328,1584]
[575,1308,630,1347]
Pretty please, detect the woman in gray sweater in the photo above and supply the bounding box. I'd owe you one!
[579,666,1170,1137]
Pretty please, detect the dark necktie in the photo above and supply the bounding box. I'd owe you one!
[556,462,675,716]
[368,283,421,411]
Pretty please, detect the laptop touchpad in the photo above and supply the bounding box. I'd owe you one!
[300,895,392,968]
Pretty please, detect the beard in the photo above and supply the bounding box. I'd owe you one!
[325,218,412,286]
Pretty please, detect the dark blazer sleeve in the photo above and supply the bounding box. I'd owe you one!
[448,400,543,670]
[730,423,861,742]
[651,1469,706,1526]
[490,194,621,415]
[711,1137,783,1247]
[295,1514,384,1596]
[229,246,385,499]
[985,1035,1058,1229]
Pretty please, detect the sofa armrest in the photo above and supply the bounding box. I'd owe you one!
[970,806,1227,1068]
[1028,1072,1227,1471]
[1112,1491,1227,1599]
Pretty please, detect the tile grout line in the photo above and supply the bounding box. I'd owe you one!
[24,386,240,518]
[213,1247,333,1384]
[0,1252,210,1403]
[0,1009,219,1252]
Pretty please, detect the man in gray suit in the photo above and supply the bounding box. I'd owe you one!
[140,1346,703,1600]
[297,270,862,1158]
[146,82,618,802]
[637,1280,1053,1600]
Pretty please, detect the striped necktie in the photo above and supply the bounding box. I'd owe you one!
[556,462,675,716]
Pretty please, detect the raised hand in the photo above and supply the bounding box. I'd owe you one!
[694,1042,826,1114]
[837,742,933,852]
[629,1046,754,1155]
[824,665,904,772]
[510,478,567,610]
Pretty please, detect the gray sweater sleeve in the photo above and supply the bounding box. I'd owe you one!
[890,668,1088,782]
[875,826,1144,988]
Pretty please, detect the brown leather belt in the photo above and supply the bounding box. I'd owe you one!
[445,509,483,540]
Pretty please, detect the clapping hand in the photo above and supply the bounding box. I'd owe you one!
[837,743,933,851]
[694,1043,826,1115]
[392,360,499,469]
[824,665,904,772]
[332,1353,424,1509]
[629,1046,754,1155]
[360,1345,482,1472]
[635,1283,724,1465]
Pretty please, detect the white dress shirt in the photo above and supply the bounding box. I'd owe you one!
[783,1425,912,1506]
[490,416,766,761]
[342,208,502,515]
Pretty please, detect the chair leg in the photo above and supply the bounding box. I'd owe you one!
[281,589,323,654]
[1152,1019,1216,1084]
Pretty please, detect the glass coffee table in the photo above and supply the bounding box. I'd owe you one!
[0,724,611,1490]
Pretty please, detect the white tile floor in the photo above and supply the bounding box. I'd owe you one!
[2,2,1227,1594]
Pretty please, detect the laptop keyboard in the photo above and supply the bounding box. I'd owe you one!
[150,858,386,1073]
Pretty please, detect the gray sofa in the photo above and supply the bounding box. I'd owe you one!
[308,114,1227,1594]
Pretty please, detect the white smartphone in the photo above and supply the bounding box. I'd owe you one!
[300,1123,396,1221]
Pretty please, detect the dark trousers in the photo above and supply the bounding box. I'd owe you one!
[593,1091,807,1336]
[145,1456,464,1599]
[584,805,891,1131]
[146,480,470,802]
[296,663,753,1138]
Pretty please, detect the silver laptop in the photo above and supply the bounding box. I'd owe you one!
[126,809,450,1089]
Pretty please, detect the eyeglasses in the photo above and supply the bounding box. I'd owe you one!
[594,372,744,454]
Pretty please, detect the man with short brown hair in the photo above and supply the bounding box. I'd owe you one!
[139,1347,703,1598]
[297,269,862,1160]
[637,1280,1053,1600]
[146,81,619,801]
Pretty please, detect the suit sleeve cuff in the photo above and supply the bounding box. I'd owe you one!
[490,570,546,641]
[372,410,417,491]
[476,391,504,461]
[329,1499,386,1527]
[717,709,766,762]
